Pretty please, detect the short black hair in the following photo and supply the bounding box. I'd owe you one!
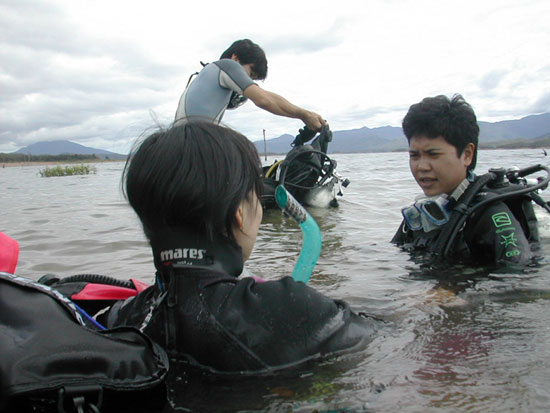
[123,122,263,243]
[402,94,479,170]
[220,39,268,80]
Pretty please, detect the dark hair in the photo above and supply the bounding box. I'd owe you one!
[220,39,268,80]
[402,94,479,170]
[123,122,263,243]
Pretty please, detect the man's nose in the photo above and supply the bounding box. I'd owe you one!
[416,156,431,170]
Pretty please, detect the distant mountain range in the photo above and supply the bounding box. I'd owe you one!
[254,112,550,154]
[14,140,127,160]
[11,113,550,157]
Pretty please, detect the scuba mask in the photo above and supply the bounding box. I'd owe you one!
[227,91,248,109]
[402,177,471,232]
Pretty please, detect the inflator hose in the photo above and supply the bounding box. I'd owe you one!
[275,185,322,283]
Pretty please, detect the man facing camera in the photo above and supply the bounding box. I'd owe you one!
[392,94,541,266]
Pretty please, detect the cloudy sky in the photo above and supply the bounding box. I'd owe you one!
[1,0,549,154]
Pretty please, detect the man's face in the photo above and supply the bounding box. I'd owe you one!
[409,135,474,197]
[231,54,260,80]
[241,63,259,80]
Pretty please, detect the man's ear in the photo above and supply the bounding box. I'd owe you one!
[235,204,244,230]
[231,53,240,63]
[463,143,475,167]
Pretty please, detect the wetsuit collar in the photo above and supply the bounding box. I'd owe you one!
[149,227,244,277]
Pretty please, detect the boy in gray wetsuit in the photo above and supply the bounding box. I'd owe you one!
[175,39,326,131]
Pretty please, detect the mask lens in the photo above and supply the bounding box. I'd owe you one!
[420,200,449,224]
[402,205,422,230]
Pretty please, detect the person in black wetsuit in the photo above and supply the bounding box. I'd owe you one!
[392,94,539,266]
[108,121,378,373]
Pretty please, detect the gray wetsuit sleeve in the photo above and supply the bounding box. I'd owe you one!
[174,59,255,125]
[214,59,255,93]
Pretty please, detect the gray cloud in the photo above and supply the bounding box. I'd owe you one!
[530,66,550,114]
[479,70,507,91]
[1,0,549,153]
[0,1,346,152]
[0,0,182,152]
[255,19,346,55]
[532,92,550,114]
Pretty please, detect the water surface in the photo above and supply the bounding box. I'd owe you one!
[1,149,549,411]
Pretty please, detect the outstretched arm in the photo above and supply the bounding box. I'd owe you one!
[244,84,326,131]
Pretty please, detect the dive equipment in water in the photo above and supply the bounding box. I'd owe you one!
[261,125,348,209]
[466,165,550,219]
[275,185,322,283]
[0,272,169,413]
[291,125,317,147]
[434,164,550,257]
[278,125,337,191]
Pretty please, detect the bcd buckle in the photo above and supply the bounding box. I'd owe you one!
[57,385,103,413]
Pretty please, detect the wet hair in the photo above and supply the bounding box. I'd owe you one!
[123,122,263,243]
[402,94,479,170]
[220,39,268,80]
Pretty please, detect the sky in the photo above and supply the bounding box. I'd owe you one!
[1,0,549,154]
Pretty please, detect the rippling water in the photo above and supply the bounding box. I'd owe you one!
[1,149,550,412]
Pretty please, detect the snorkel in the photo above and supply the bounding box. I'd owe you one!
[275,185,322,283]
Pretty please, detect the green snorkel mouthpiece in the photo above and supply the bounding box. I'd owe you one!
[275,185,322,283]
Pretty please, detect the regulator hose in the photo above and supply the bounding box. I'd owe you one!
[275,185,322,283]
[265,159,283,178]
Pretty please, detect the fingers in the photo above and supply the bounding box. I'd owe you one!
[308,113,327,131]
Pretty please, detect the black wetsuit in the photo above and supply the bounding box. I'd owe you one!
[108,228,378,373]
[392,188,539,265]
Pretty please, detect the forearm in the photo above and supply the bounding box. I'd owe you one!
[252,90,307,118]
[244,85,325,130]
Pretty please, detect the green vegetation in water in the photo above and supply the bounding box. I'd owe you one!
[39,164,97,177]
